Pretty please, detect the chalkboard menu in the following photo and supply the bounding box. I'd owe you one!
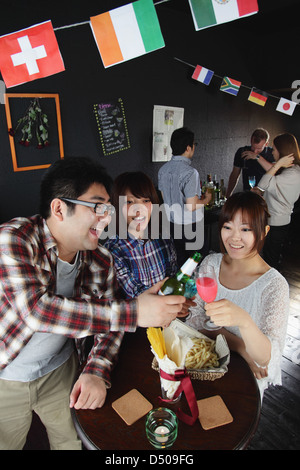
[94,98,130,156]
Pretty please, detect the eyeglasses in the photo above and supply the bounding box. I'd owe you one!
[60,198,115,216]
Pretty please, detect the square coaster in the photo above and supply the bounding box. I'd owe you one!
[112,389,153,426]
[197,395,233,430]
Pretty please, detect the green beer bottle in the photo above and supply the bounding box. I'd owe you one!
[158,252,202,296]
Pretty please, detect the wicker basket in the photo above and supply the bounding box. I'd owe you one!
[151,357,226,381]
[150,320,230,381]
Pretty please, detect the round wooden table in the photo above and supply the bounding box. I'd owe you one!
[72,328,261,450]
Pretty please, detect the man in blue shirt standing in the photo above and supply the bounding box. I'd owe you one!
[158,127,211,265]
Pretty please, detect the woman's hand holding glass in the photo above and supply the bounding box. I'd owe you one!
[204,298,251,329]
[195,265,221,331]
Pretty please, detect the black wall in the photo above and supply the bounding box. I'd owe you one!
[0,0,299,223]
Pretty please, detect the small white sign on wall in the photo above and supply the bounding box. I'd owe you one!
[152,105,184,162]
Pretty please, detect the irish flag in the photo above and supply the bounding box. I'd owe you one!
[90,0,165,68]
[189,0,259,31]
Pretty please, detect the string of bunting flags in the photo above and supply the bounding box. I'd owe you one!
[0,0,260,87]
[0,0,297,117]
[186,59,298,116]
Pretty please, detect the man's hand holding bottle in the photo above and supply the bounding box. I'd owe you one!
[136,279,186,328]
[137,252,201,328]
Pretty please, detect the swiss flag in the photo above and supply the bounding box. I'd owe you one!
[0,21,65,88]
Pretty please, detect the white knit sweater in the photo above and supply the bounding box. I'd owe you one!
[258,164,300,226]
[186,253,290,398]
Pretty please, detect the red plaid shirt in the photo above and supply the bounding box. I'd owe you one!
[0,215,137,385]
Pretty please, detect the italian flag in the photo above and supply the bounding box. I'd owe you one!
[90,0,165,68]
[189,0,259,31]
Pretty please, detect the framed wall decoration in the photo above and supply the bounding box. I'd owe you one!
[94,98,130,156]
[4,93,64,172]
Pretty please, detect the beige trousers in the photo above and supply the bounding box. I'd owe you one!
[0,352,82,450]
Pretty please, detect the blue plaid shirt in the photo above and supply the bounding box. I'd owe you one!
[104,235,177,299]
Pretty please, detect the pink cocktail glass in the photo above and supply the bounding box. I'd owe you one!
[196,265,221,331]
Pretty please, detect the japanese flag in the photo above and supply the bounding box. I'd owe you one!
[0,21,65,88]
[276,97,297,116]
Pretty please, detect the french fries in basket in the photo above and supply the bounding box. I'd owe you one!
[185,337,219,370]
[147,327,219,370]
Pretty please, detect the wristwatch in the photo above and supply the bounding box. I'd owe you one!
[256,155,260,160]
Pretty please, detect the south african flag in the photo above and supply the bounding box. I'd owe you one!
[220,76,241,96]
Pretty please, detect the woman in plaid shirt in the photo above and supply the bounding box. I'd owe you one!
[0,158,185,449]
[105,171,178,299]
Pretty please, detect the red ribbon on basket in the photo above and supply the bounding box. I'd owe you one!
[159,368,199,425]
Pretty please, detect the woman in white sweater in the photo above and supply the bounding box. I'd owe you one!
[257,133,300,269]
[243,132,300,269]
[186,192,289,399]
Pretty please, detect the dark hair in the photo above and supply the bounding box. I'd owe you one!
[111,171,159,208]
[273,133,300,166]
[111,172,160,234]
[219,192,270,254]
[251,128,270,144]
[39,157,112,219]
[170,127,194,155]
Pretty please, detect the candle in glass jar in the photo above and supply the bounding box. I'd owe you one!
[145,408,178,449]
[154,425,169,443]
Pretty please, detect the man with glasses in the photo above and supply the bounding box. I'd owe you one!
[0,157,185,450]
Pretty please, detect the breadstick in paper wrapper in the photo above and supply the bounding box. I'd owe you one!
[163,326,194,399]
[147,327,166,359]
[147,324,193,400]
